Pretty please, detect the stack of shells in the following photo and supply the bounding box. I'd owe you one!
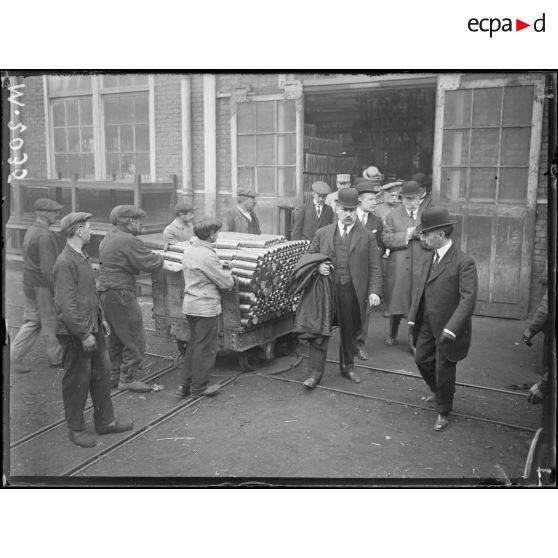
[156,233,310,329]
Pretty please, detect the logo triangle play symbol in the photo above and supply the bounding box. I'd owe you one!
[516,19,530,31]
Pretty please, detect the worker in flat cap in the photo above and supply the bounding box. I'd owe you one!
[382,181,432,351]
[53,212,134,447]
[291,181,334,241]
[221,188,261,235]
[163,201,195,245]
[98,205,164,392]
[408,206,478,432]
[325,174,352,210]
[305,188,382,388]
[354,181,386,360]
[10,197,64,373]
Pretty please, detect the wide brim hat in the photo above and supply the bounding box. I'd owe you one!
[59,212,93,234]
[354,179,379,195]
[33,198,64,212]
[416,206,458,233]
[311,181,331,195]
[399,180,422,198]
[336,187,359,209]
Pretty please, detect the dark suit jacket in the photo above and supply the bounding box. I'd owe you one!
[408,242,478,362]
[221,207,261,235]
[308,221,382,329]
[291,202,334,241]
[361,211,385,255]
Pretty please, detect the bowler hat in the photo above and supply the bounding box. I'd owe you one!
[175,201,195,214]
[59,212,93,235]
[311,181,331,195]
[237,188,257,198]
[355,180,378,195]
[111,205,147,222]
[399,181,422,198]
[416,206,457,233]
[33,198,64,212]
[336,187,359,209]
[381,181,403,192]
[412,172,431,188]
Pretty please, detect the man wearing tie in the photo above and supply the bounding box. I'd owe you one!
[304,188,382,388]
[291,181,334,241]
[408,207,478,431]
[382,181,431,350]
[354,181,385,360]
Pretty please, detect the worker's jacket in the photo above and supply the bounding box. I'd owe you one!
[22,220,61,293]
[287,252,337,340]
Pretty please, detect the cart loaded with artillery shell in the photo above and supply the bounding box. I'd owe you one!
[148,232,309,371]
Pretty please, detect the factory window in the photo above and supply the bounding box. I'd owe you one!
[47,74,152,180]
[236,99,297,197]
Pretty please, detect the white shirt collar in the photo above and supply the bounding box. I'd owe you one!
[436,239,452,261]
[356,207,368,221]
[337,221,355,235]
[237,206,252,222]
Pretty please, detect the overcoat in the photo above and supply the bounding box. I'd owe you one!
[408,242,478,362]
[221,207,261,235]
[307,222,382,330]
[381,206,430,315]
[291,201,334,241]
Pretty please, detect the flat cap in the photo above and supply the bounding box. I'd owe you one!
[59,212,93,234]
[33,198,64,212]
[381,181,403,192]
[237,188,257,198]
[311,181,331,195]
[175,201,195,214]
[110,205,146,222]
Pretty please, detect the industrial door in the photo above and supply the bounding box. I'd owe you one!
[231,89,303,235]
[432,74,545,319]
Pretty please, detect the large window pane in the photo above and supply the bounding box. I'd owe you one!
[470,167,497,199]
[256,135,275,165]
[52,100,66,125]
[135,153,150,175]
[277,167,296,197]
[50,75,91,93]
[237,103,255,134]
[82,154,95,178]
[256,101,275,133]
[135,95,149,122]
[106,153,120,175]
[238,136,256,166]
[120,125,134,152]
[442,130,470,166]
[55,155,68,177]
[135,124,149,151]
[105,126,119,152]
[503,86,533,126]
[238,167,255,191]
[440,167,467,202]
[470,129,499,166]
[66,100,79,126]
[80,98,92,125]
[82,126,93,152]
[105,97,120,124]
[499,168,529,201]
[67,128,80,152]
[277,100,296,132]
[500,128,531,166]
[54,128,67,152]
[68,154,82,175]
[118,98,134,123]
[444,90,471,128]
[119,75,133,87]
[472,88,501,127]
[256,167,275,196]
[103,75,118,88]
[133,75,148,86]
[277,133,296,165]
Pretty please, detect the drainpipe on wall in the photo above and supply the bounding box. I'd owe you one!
[179,76,193,204]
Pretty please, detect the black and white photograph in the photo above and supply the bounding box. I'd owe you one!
[2,70,555,487]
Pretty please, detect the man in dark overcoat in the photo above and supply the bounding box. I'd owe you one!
[381,181,431,350]
[304,188,382,388]
[221,188,261,235]
[408,207,478,431]
[291,181,334,240]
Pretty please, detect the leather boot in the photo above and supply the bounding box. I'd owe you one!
[303,369,323,389]
[385,315,402,345]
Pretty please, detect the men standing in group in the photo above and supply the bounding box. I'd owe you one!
[291,181,334,241]
[53,212,133,448]
[177,218,235,398]
[304,188,382,388]
[98,206,164,392]
[408,207,478,431]
[382,181,431,350]
[10,198,64,373]
[354,181,385,360]
[163,201,195,245]
[221,188,261,234]
[325,174,352,211]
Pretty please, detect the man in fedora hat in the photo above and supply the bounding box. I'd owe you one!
[304,187,382,388]
[98,205,164,392]
[53,212,134,447]
[222,188,261,235]
[325,174,352,211]
[381,180,431,350]
[10,197,64,373]
[291,181,334,241]
[163,201,195,244]
[354,181,385,360]
[408,206,478,431]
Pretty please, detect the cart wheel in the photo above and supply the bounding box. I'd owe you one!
[238,349,262,372]
[275,334,298,357]
[176,340,188,358]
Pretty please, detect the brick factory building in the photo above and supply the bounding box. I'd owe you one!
[5,72,555,319]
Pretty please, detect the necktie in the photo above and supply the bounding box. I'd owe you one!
[342,225,349,238]
[409,210,415,221]
[316,205,321,218]
[433,252,439,266]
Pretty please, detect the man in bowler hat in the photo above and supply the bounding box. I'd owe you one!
[305,188,382,388]
[408,206,478,431]
[291,181,334,241]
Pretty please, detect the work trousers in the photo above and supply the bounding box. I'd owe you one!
[100,289,146,384]
[357,311,371,347]
[307,281,361,380]
[57,333,115,432]
[414,314,457,415]
[181,315,218,396]
[11,286,62,366]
